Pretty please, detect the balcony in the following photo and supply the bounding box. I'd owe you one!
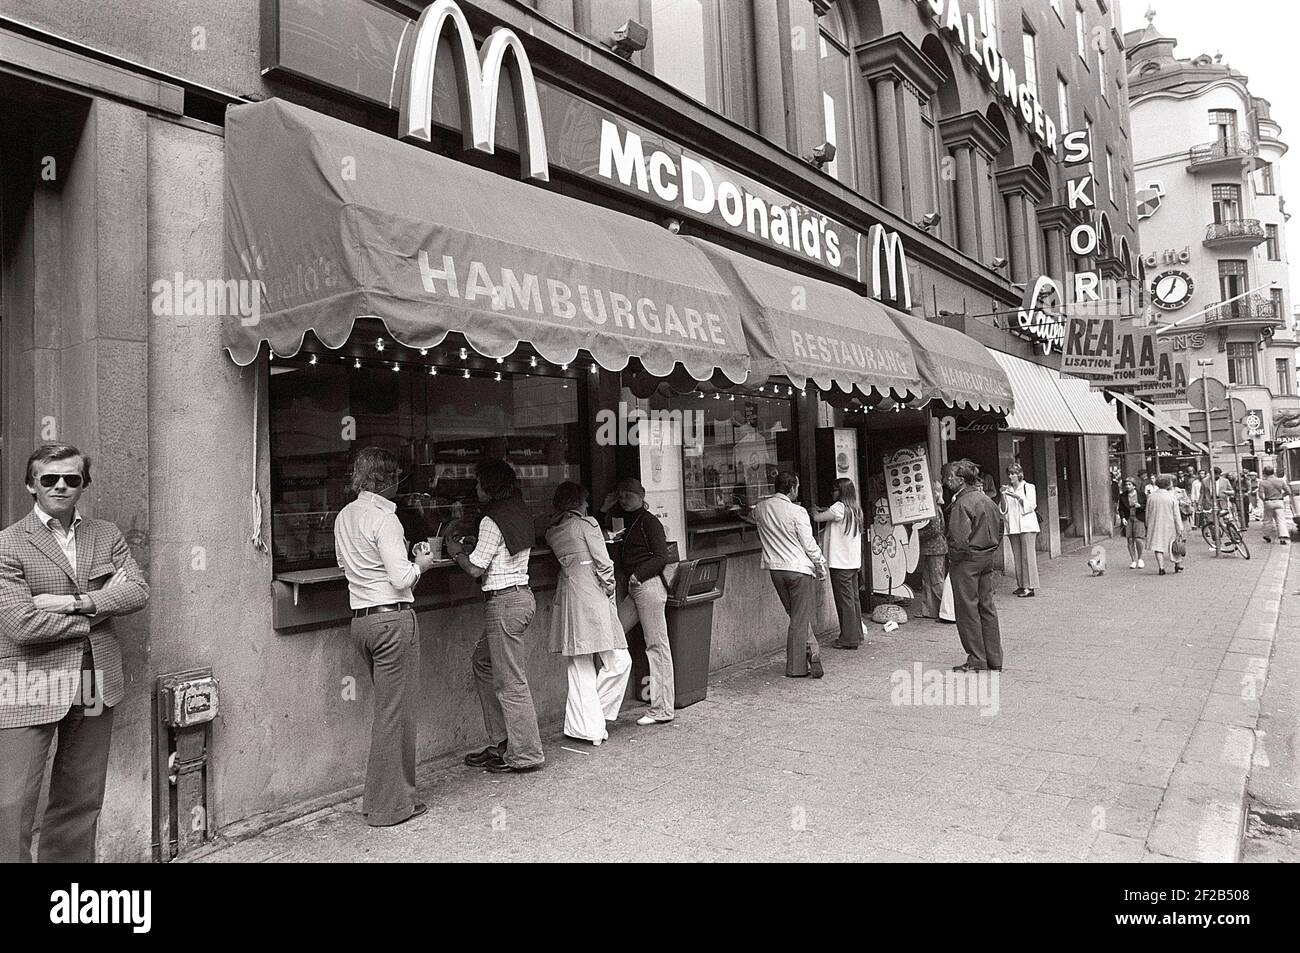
[1187,132,1258,174]
[1203,218,1267,249]
[1203,294,1284,329]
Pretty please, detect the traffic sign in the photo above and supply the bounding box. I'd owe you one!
[1186,376,1228,411]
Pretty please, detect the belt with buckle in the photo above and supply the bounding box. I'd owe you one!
[483,585,530,601]
[353,602,413,618]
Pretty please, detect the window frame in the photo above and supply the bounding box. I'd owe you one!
[1277,357,1293,395]
[1075,3,1088,64]
[1265,224,1280,261]
[640,0,724,109]
[816,10,857,189]
[1226,342,1258,387]
[1021,23,1040,100]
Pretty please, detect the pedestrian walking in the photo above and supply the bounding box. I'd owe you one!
[1138,470,1156,498]
[545,482,631,745]
[448,459,545,773]
[1145,475,1186,575]
[754,471,828,678]
[812,477,864,649]
[1117,477,1147,569]
[600,477,674,725]
[917,483,948,619]
[1258,466,1291,544]
[944,461,1005,673]
[0,443,149,861]
[334,447,438,826]
[999,464,1040,598]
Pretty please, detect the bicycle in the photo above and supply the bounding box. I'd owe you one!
[1200,504,1250,559]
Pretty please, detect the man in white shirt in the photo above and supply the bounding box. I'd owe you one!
[753,472,827,679]
[335,447,438,827]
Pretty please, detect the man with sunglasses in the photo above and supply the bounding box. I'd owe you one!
[0,443,149,862]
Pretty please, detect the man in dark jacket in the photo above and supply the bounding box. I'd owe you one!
[945,461,1006,672]
[600,477,674,724]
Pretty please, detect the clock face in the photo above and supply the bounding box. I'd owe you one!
[1151,270,1194,310]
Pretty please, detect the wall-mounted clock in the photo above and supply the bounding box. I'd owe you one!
[1151,270,1194,311]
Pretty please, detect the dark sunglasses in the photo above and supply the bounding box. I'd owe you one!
[38,473,84,488]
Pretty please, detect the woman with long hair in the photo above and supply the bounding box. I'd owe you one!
[544,481,631,745]
[1117,476,1147,569]
[999,464,1041,598]
[813,477,864,649]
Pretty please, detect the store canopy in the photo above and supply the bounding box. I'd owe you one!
[989,351,1125,435]
[883,312,1014,414]
[685,238,921,399]
[222,99,750,382]
[1055,377,1127,436]
[1109,390,1208,455]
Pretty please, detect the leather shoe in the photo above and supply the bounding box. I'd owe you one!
[1011,587,1026,596]
[463,745,504,766]
[1016,589,1035,598]
[830,640,859,650]
[952,663,980,672]
[483,754,542,774]
[373,802,427,827]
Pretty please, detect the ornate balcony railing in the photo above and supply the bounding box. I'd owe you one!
[1203,294,1281,325]
[1204,218,1266,243]
[1188,132,1258,168]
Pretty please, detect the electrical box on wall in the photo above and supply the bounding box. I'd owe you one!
[155,668,219,862]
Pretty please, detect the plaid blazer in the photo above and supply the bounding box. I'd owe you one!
[0,511,149,728]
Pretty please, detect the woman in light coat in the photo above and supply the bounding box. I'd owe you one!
[999,464,1040,598]
[1145,474,1186,575]
[545,482,631,745]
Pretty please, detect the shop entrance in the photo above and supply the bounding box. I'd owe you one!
[1055,435,1085,541]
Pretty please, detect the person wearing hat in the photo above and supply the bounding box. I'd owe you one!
[600,477,674,725]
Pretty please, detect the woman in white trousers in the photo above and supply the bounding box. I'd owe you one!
[545,483,632,745]
[1000,464,1041,598]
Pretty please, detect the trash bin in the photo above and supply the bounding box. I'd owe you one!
[625,556,727,710]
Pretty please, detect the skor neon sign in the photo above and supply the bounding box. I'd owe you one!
[397,0,549,181]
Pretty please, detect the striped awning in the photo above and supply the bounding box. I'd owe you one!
[989,351,1125,435]
[1109,390,1208,454]
[1056,376,1127,436]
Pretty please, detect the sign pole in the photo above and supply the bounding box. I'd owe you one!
[1200,366,1220,557]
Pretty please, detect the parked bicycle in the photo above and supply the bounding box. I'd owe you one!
[1201,504,1250,559]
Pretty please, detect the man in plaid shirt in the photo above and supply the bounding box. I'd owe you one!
[0,444,149,862]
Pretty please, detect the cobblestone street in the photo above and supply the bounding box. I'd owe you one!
[195,536,1292,863]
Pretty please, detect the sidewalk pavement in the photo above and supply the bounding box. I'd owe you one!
[195,534,1289,863]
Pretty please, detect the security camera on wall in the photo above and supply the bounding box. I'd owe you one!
[609,19,648,58]
[809,141,837,168]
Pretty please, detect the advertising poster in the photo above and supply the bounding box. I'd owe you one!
[1060,317,1117,378]
[882,445,936,526]
[638,417,686,549]
[833,428,859,494]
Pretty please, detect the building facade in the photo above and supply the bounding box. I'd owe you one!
[1125,13,1298,476]
[1,0,1134,860]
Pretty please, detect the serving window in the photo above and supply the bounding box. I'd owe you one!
[623,376,798,553]
[269,338,587,574]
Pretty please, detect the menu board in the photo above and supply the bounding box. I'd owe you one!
[639,417,686,550]
[882,445,936,525]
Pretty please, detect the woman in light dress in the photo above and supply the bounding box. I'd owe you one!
[1145,474,1187,576]
[545,482,631,745]
[812,478,864,649]
[999,464,1040,598]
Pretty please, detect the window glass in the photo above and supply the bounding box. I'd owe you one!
[1227,342,1258,386]
[818,23,855,186]
[270,349,583,572]
[1276,358,1292,395]
[1057,75,1070,133]
[1021,28,1039,99]
[648,0,719,105]
[1266,224,1280,260]
[1075,3,1086,60]
[635,379,796,549]
[1259,163,1275,194]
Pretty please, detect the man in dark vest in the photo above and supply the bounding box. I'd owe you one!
[945,461,1006,673]
[447,459,544,773]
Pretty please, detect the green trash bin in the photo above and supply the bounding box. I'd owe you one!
[625,556,728,709]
